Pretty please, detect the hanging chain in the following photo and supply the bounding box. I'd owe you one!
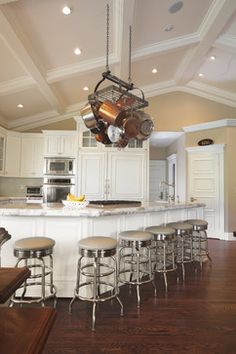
[128,25,132,84]
[106,3,110,72]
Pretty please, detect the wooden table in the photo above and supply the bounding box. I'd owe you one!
[0,267,30,303]
[0,307,56,354]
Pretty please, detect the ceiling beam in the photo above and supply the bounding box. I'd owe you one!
[0,0,18,4]
[174,0,236,85]
[113,0,136,82]
[0,6,65,114]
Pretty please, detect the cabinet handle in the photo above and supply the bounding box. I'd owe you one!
[190,197,197,202]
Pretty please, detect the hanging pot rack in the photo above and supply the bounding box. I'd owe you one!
[81,4,153,146]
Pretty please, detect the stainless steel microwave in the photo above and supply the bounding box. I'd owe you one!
[44,158,75,176]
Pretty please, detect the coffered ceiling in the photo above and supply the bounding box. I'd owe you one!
[0,0,236,132]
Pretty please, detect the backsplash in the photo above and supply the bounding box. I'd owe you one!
[0,177,43,197]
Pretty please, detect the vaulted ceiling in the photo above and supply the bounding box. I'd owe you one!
[0,0,236,132]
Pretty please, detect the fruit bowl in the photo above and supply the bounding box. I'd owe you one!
[62,200,89,209]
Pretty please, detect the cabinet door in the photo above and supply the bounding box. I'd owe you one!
[79,152,106,200]
[5,135,21,177]
[44,135,60,156]
[60,135,76,157]
[20,136,44,177]
[44,134,76,157]
[107,152,146,200]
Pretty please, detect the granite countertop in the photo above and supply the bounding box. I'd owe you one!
[0,198,205,217]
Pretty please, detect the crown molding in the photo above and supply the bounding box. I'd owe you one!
[142,80,177,98]
[185,81,236,107]
[186,143,225,152]
[197,0,226,38]
[183,119,236,132]
[0,76,36,96]
[132,33,200,61]
[214,34,236,53]
[6,100,88,132]
[47,54,119,84]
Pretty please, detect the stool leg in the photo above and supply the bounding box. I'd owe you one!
[148,247,157,297]
[181,237,185,282]
[92,257,98,331]
[69,256,82,313]
[49,254,57,308]
[136,248,141,308]
[40,257,46,307]
[114,256,123,316]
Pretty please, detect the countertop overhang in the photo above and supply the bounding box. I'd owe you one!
[0,198,205,217]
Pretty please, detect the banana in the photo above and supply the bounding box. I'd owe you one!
[66,193,85,202]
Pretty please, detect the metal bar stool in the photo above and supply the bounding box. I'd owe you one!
[185,219,212,271]
[145,226,177,292]
[69,236,123,331]
[167,222,193,282]
[118,230,157,308]
[0,228,11,267]
[10,237,57,307]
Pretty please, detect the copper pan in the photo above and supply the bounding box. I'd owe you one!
[122,115,140,138]
[98,100,126,125]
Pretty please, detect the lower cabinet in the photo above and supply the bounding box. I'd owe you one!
[78,150,147,201]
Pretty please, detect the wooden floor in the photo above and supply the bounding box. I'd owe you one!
[43,239,236,354]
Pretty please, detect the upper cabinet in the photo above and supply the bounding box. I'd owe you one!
[4,132,21,177]
[20,134,44,178]
[3,132,44,178]
[79,129,147,150]
[43,131,77,157]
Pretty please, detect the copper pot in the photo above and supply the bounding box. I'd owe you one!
[95,127,112,145]
[122,115,140,138]
[98,100,125,125]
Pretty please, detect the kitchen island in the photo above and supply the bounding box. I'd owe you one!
[0,199,205,297]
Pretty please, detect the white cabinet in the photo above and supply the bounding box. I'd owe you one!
[4,132,21,177]
[43,131,77,157]
[20,134,44,177]
[107,152,146,200]
[78,150,147,201]
[79,152,106,200]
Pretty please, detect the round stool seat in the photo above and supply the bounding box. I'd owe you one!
[146,226,176,240]
[167,222,193,235]
[14,237,55,251]
[119,230,153,242]
[185,219,208,231]
[79,236,117,251]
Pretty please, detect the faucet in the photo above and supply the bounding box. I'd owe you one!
[159,181,175,202]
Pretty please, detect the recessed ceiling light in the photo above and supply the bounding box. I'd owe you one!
[74,48,82,56]
[164,24,174,32]
[210,55,216,61]
[169,0,184,14]
[152,68,158,74]
[62,6,71,15]
[198,73,204,77]
[17,103,24,108]
[83,86,89,91]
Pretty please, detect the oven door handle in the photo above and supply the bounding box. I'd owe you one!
[43,184,74,187]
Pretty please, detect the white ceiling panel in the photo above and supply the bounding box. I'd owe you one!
[0,0,236,131]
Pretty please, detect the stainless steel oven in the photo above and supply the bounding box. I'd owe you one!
[44,158,75,176]
[43,177,75,203]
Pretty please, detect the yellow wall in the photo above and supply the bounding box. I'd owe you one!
[146,92,236,131]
